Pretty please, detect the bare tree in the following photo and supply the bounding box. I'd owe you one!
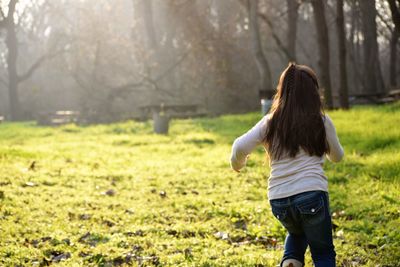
[135,0,181,102]
[359,0,385,94]
[1,0,20,120]
[248,0,273,100]
[287,0,300,61]
[141,0,158,50]
[0,0,63,120]
[336,0,349,108]
[347,0,363,94]
[310,0,333,108]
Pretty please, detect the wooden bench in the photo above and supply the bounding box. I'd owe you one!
[388,89,400,100]
[138,104,205,120]
[377,89,400,104]
[37,111,80,126]
[349,89,400,105]
[348,93,385,104]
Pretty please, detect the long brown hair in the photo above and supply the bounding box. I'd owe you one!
[264,63,329,160]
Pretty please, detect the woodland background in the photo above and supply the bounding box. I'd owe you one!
[0,0,399,122]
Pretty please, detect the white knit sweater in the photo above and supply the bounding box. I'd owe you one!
[230,114,344,200]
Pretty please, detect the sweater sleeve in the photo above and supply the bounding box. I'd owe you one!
[230,115,268,171]
[324,114,344,163]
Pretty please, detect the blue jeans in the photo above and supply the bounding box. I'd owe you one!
[270,191,336,267]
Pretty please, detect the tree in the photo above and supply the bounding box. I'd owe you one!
[247,0,273,100]
[310,0,333,108]
[1,0,21,120]
[0,0,62,120]
[347,0,363,94]
[287,0,300,61]
[336,0,349,108]
[387,0,400,87]
[359,0,385,94]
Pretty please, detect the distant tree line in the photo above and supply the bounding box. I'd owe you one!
[0,0,399,121]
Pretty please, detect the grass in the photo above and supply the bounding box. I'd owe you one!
[0,102,399,266]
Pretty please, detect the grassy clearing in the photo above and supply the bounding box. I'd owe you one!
[0,103,399,266]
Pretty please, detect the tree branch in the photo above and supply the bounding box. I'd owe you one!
[0,12,4,24]
[107,81,147,101]
[8,0,18,18]
[258,12,292,60]
[0,4,7,28]
[17,55,46,83]
[237,0,291,61]
[17,49,67,83]
[154,48,191,82]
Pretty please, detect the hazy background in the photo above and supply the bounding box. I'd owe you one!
[0,0,399,122]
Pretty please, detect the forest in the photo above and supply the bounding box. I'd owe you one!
[0,0,399,122]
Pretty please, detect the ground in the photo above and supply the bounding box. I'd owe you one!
[0,103,399,266]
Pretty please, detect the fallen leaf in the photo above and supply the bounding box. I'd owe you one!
[101,189,116,196]
[111,256,125,266]
[233,219,247,230]
[79,214,91,220]
[23,181,37,187]
[166,229,178,237]
[336,229,344,238]
[51,252,71,262]
[214,231,229,240]
[78,251,91,257]
[103,219,116,227]
[125,209,134,214]
[29,161,36,171]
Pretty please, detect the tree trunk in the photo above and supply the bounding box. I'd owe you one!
[248,0,273,99]
[310,0,333,109]
[390,30,398,87]
[141,0,157,50]
[387,0,400,30]
[388,0,400,87]
[336,0,349,108]
[138,0,180,101]
[287,0,299,61]
[5,1,21,120]
[359,0,385,94]
[348,0,362,94]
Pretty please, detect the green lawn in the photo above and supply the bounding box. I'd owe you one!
[0,103,399,266]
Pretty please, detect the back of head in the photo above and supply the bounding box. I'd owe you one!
[264,63,329,160]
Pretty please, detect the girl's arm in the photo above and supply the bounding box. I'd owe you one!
[324,114,344,162]
[230,116,268,172]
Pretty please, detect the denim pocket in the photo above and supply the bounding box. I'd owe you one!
[271,204,293,229]
[297,196,325,226]
[271,205,287,220]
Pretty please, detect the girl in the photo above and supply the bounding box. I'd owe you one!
[230,63,343,267]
